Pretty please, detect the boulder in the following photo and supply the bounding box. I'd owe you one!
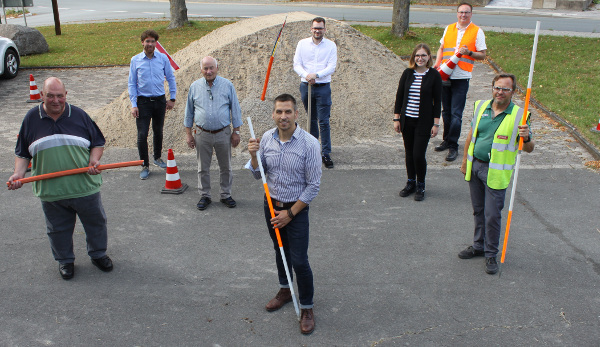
[0,24,49,55]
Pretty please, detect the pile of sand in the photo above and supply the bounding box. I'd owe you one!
[92,12,406,155]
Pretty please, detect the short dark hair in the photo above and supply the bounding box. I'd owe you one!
[312,17,326,27]
[141,29,159,42]
[457,2,473,11]
[408,43,433,70]
[492,73,517,91]
[273,94,297,111]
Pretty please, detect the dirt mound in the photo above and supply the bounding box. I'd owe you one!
[92,12,406,155]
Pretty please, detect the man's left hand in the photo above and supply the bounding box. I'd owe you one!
[88,159,102,175]
[271,209,292,229]
[231,132,240,148]
[518,124,530,142]
[166,99,175,111]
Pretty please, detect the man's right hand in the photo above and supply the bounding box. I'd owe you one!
[248,138,260,157]
[186,133,195,149]
[460,161,467,176]
[131,107,139,118]
[7,173,24,190]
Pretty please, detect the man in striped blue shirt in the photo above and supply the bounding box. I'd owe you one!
[247,94,322,334]
[184,56,242,210]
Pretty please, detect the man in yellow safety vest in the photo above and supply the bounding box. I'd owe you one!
[458,73,535,275]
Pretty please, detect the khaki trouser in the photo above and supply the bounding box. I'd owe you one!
[194,126,232,199]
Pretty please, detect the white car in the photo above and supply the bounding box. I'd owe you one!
[0,36,20,79]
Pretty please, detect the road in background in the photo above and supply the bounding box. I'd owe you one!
[5,0,600,34]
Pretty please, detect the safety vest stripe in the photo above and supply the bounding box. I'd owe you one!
[489,162,514,171]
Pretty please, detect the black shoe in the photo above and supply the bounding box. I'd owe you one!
[399,180,416,197]
[197,197,212,210]
[322,155,334,169]
[446,148,458,162]
[485,257,499,275]
[414,182,425,201]
[458,246,485,259]
[435,141,449,152]
[91,255,113,272]
[220,196,237,208]
[59,263,74,280]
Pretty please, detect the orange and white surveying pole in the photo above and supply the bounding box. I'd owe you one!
[500,21,541,271]
[260,16,287,101]
[7,160,143,187]
[247,117,300,320]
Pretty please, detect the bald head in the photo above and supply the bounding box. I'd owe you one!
[41,77,67,119]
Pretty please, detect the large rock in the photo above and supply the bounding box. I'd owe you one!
[0,24,49,55]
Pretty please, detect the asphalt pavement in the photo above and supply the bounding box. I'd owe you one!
[1,7,600,347]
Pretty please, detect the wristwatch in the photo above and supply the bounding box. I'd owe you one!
[170,99,176,102]
[234,131,240,135]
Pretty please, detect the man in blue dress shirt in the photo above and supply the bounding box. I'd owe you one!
[247,94,322,334]
[184,56,242,211]
[128,29,177,180]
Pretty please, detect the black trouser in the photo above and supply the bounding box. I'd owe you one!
[401,117,430,183]
[136,95,166,167]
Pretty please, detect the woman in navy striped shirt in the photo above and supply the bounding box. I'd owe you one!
[393,43,442,201]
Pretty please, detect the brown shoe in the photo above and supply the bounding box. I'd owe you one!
[300,308,315,334]
[265,288,292,312]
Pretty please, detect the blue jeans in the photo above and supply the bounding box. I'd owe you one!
[264,200,314,308]
[300,82,332,156]
[441,79,469,150]
[468,160,507,258]
[41,192,108,264]
[136,96,166,167]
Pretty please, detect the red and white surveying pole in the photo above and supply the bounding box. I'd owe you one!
[500,21,541,273]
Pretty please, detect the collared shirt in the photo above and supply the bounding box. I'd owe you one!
[293,37,337,83]
[245,125,322,204]
[439,22,486,79]
[183,76,243,130]
[15,103,105,201]
[473,101,532,161]
[128,51,177,108]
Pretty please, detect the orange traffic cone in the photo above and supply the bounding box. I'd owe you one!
[437,51,463,81]
[27,74,42,103]
[161,149,188,194]
[592,116,600,133]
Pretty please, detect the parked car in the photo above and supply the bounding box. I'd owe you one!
[0,36,20,79]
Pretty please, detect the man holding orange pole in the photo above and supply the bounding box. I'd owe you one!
[458,74,534,275]
[7,77,113,281]
[247,94,322,334]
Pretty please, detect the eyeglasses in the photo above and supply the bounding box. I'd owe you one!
[207,89,213,100]
[492,86,513,92]
[311,27,325,31]
[458,11,472,14]
[415,54,428,58]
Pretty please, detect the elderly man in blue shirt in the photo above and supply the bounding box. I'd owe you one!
[184,56,242,210]
[128,29,177,180]
[247,94,322,335]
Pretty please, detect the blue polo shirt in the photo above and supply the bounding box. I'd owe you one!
[15,103,105,202]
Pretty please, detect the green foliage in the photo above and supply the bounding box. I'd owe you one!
[20,20,230,66]
[354,25,600,148]
[5,8,30,17]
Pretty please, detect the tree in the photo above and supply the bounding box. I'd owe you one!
[168,0,189,29]
[391,0,410,37]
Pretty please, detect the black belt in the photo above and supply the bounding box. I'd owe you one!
[266,196,295,209]
[474,158,489,164]
[197,125,227,134]
[137,95,165,102]
[302,82,329,87]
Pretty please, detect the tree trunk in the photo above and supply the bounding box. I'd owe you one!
[168,0,189,29]
[391,0,410,38]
